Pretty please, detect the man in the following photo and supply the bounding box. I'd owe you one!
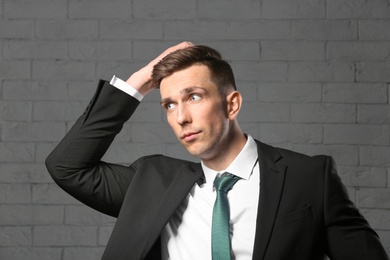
[46,42,388,259]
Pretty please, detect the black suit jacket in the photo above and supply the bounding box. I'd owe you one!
[46,80,388,260]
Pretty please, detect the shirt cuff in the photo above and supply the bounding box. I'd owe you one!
[110,75,144,102]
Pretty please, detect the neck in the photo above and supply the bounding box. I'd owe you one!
[202,125,247,171]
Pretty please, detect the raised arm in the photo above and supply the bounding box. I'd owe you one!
[45,42,193,217]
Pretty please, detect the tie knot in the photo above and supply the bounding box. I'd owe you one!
[214,173,240,193]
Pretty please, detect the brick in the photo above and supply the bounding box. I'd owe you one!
[129,101,164,122]
[100,20,163,40]
[0,143,34,163]
[291,104,356,123]
[258,123,323,144]
[261,41,325,61]
[358,105,390,124]
[96,61,146,81]
[0,227,32,246]
[291,145,359,166]
[198,0,260,19]
[4,0,66,18]
[205,41,260,61]
[3,122,66,142]
[35,164,55,183]
[32,184,81,205]
[131,123,177,143]
[0,101,32,121]
[324,124,389,145]
[32,61,95,81]
[64,247,105,260]
[357,62,390,82]
[0,20,33,38]
[289,62,355,82]
[236,81,258,101]
[240,123,259,139]
[387,170,390,186]
[358,188,390,209]
[0,247,61,260]
[338,166,387,188]
[293,20,357,40]
[165,21,228,40]
[132,41,181,61]
[257,83,322,102]
[65,205,116,225]
[327,0,390,19]
[98,226,113,246]
[35,20,98,40]
[359,20,390,40]
[327,42,390,61]
[238,102,290,123]
[36,143,58,163]
[67,81,97,101]
[0,163,52,183]
[231,61,288,82]
[323,83,387,103]
[133,0,196,19]
[360,146,390,167]
[3,81,67,101]
[0,184,31,204]
[133,41,260,62]
[69,0,132,19]
[361,209,390,230]
[69,41,133,61]
[228,20,291,40]
[33,101,85,121]
[0,60,30,80]
[0,205,63,225]
[262,0,326,19]
[143,88,163,102]
[3,40,67,59]
[33,226,98,246]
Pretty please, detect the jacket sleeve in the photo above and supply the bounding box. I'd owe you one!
[324,156,389,259]
[45,80,142,217]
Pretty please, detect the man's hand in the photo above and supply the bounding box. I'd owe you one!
[126,41,193,96]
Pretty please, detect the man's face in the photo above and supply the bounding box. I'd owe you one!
[160,65,231,161]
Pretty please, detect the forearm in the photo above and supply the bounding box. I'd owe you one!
[46,80,138,173]
[45,80,140,216]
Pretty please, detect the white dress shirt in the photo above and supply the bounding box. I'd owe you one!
[161,136,259,260]
[110,76,260,260]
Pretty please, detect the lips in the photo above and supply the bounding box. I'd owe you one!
[181,131,201,142]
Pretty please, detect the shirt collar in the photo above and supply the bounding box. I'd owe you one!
[201,135,258,186]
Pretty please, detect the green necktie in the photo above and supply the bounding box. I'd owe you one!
[212,173,240,260]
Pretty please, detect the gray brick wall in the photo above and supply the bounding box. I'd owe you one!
[0,0,389,259]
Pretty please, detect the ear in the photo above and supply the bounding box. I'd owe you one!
[226,91,242,120]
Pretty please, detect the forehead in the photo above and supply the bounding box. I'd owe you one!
[159,65,216,97]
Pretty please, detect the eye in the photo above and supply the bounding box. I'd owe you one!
[166,103,176,110]
[190,94,201,101]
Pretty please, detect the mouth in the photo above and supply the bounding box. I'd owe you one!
[181,131,201,142]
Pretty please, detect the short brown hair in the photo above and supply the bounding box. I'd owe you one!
[151,45,236,95]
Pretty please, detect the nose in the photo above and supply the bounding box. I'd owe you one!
[176,103,191,125]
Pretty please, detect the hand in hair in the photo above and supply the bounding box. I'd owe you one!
[125,41,193,96]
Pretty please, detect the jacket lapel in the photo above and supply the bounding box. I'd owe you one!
[252,141,287,260]
[103,159,203,260]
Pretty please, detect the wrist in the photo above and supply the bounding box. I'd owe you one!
[126,67,154,96]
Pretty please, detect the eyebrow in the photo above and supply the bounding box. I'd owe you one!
[160,86,207,105]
